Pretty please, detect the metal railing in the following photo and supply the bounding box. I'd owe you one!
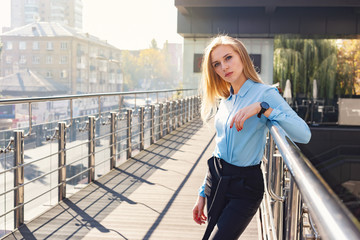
[260,121,360,240]
[0,89,200,238]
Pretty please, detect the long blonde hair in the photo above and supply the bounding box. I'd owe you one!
[200,35,263,121]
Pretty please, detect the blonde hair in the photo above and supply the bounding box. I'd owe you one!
[200,35,263,121]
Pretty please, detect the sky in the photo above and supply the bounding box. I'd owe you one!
[0,0,183,50]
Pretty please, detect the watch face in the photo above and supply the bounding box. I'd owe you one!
[261,102,269,109]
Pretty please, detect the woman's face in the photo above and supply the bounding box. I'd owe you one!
[210,45,246,88]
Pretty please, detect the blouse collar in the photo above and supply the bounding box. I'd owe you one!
[228,79,254,100]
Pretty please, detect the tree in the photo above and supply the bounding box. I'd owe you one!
[121,39,179,91]
[120,50,138,91]
[150,38,158,49]
[273,36,337,103]
[137,48,170,89]
[336,40,360,97]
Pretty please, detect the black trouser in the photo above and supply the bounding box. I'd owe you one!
[203,157,264,240]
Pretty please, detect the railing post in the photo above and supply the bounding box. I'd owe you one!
[88,116,95,183]
[172,101,176,130]
[177,100,181,127]
[284,178,301,240]
[150,105,155,144]
[140,107,145,151]
[273,154,284,239]
[159,103,163,138]
[110,112,117,169]
[189,97,193,121]
[166,102,170,134]
[14,130,24,229]
[58,122,66,202]
[188,98,191,122]
[182,99,185,125]
[195,96,201,116]
[126,109,132,159]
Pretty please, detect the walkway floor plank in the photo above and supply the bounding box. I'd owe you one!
[3,118,259,240]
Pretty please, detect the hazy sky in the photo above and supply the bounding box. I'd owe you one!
[0,0,183,50]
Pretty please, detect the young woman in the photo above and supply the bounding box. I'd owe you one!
[192,35,311,240]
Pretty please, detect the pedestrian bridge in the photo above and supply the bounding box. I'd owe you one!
[0,90,359,240]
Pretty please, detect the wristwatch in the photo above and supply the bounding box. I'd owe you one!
[257,102,269,118]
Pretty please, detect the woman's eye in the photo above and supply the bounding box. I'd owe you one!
[226,55,232,61]
[213,63,219,68]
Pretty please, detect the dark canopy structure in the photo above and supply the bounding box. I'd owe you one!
[175,0,360,38]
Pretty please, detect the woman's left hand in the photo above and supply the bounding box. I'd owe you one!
[229,102,261,131]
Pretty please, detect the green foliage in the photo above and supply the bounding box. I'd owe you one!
[336,40,360,97]
[273,36,338,103]
[150,38,158,49]
[121,39,179,91]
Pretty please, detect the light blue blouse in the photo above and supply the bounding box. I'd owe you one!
[198,79,311,197]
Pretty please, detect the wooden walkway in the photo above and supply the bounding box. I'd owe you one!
[3,118,260,240]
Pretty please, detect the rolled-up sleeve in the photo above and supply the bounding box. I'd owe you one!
[264,88,311,144]
[198,174,207,197]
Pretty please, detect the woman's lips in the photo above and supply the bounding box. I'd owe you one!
[225,72,233,77]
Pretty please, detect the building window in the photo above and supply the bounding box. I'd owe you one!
[46,71,53,78]
[47,42,53,50]
[60,56,68,64]
[33,41,39,50]
[19,55,27,64]
[60,70,67,78]
[6,42,12,50]
[19,41,26,50]
[76,69,83,83]
[46,56,53,64]
[60,42,68,49]
[6,55,12,64]
[90,71,97,83]
[32,56,40,64]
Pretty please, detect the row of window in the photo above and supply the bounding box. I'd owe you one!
[6,41,68,50]
[2,68,68,79]
[5,41,121,62]
[5,55,68,64]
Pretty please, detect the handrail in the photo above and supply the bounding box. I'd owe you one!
[0,89,196,105]
[267,121,360,240]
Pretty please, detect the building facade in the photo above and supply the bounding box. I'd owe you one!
[0,22,122,94]
[11,0,83,30]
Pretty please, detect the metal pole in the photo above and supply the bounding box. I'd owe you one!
[190,97,193,121]
[159,103,163,138]
[177,100,181,127]
[14,130,24,229]
[126,109,132,159]
[166,102,170,134]
[88,116,95,183]
[182,99,185,125]
[172,101,176,130]
[284,178,301,240]
[187,98,191,122]
[140,107,145,151]
[110,112,117,169]
[196,96,200,116]
[58,122,66,202]
[274,154,284,240]
[150,105,155,144]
